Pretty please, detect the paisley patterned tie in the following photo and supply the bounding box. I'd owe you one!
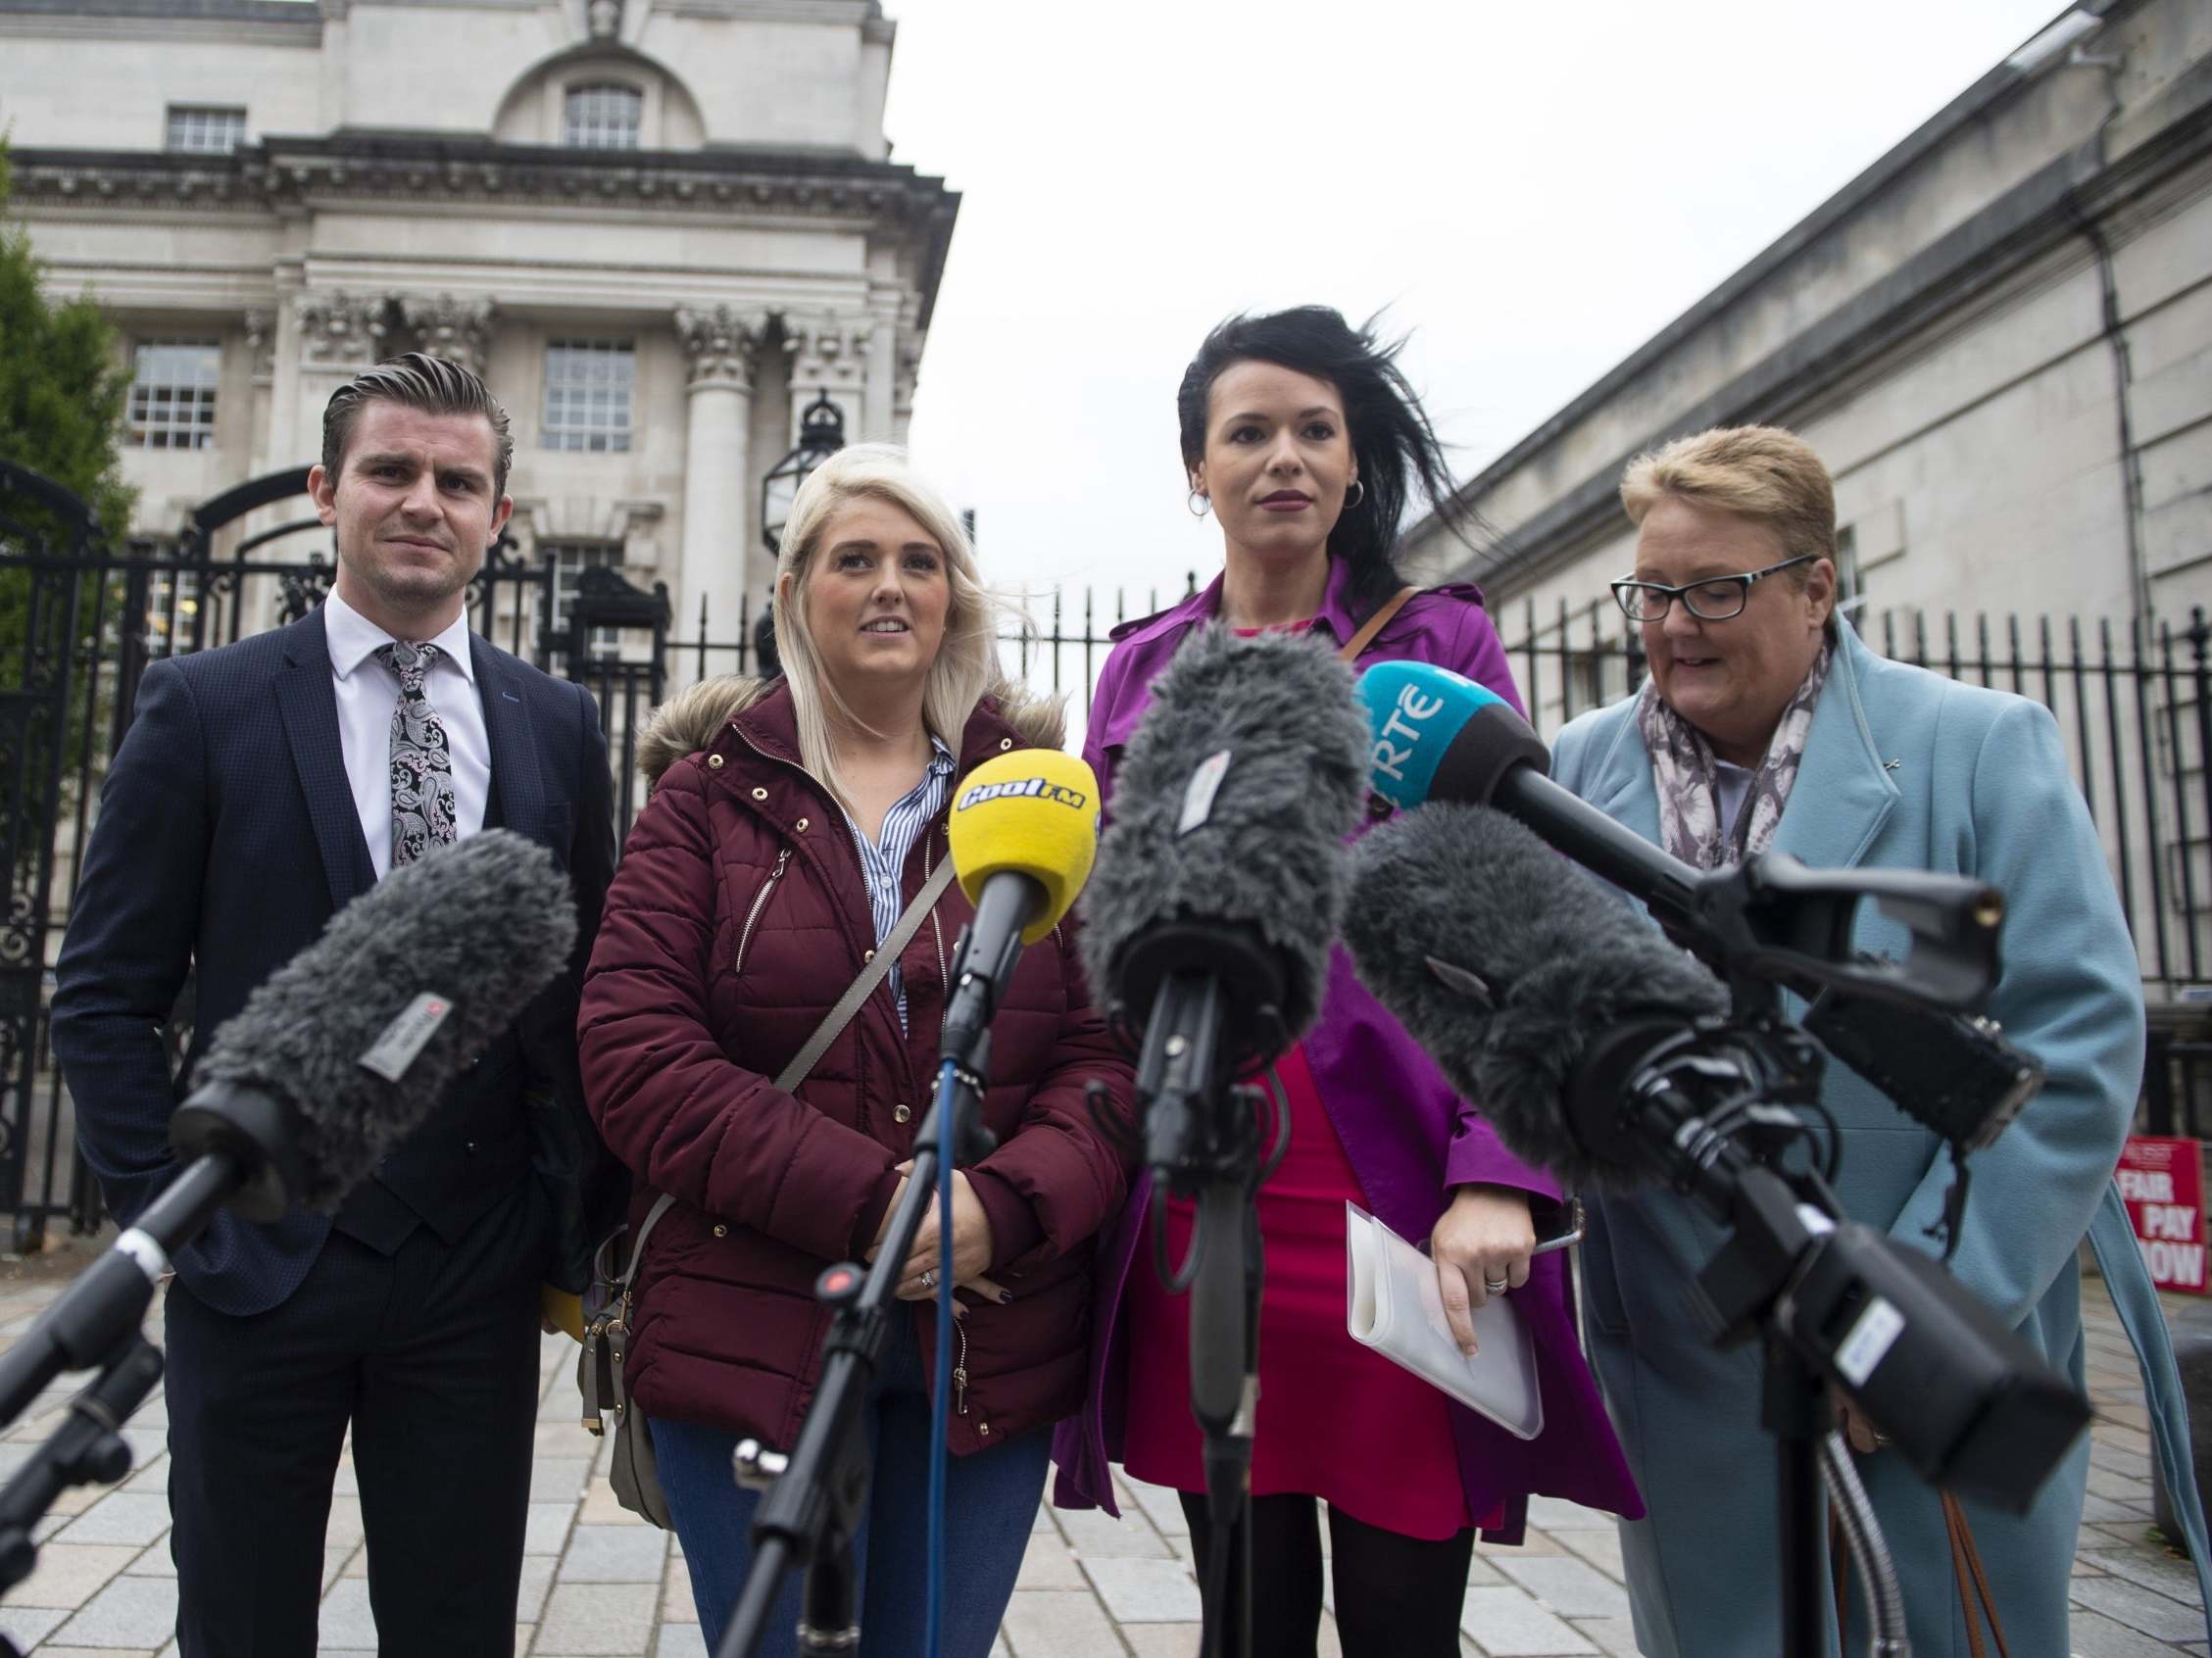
[375,641,458,868]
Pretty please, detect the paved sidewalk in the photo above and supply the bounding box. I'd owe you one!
[0,1275,2202,1656]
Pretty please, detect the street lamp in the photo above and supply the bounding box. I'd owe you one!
[761,393,847,559]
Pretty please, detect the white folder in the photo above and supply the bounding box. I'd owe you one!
[1344,1201,1545,1440]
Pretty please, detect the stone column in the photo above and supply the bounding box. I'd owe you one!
[674,304,760,686]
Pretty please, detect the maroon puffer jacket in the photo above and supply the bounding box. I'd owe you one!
[579,676,1135,1455]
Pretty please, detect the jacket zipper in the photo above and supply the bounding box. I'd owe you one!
[953,1319,970,1416]
[733,848,791,976]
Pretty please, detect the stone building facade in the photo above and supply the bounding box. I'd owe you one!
[1403,0,2210,718]
[0,0,959,671]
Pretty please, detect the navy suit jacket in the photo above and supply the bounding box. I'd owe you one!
[51,606,620,1317]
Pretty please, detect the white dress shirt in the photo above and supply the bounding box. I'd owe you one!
[321,591,492,880]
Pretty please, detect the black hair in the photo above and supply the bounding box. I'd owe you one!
[1177,306,1478,619]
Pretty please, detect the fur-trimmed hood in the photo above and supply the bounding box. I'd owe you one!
[635,675,1068,784]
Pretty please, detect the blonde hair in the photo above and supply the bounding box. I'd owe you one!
[1619,425,1836,576]
[773,443,1022,811]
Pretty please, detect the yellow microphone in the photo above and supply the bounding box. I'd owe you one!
[941,749,1101,1064]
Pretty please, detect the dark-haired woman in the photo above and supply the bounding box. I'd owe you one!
[1050,308,1640,1656]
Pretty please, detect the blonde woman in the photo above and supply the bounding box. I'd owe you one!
[579,446,1135,1655]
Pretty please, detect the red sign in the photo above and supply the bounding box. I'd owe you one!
[2118,1137,2208,1294]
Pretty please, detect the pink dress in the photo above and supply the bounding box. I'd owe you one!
[1121,1043,1493,1540]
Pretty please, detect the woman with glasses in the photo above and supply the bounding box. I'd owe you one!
[1549,424,2208,1655]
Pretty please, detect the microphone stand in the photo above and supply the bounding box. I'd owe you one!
[1136,968,1276,1658]
[0,1332,167,1658]
[718,1044,998,1658]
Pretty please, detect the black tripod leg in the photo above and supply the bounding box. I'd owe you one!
[1766,1339,1831,1658]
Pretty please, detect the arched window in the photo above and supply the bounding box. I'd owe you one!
[564,82,643,149]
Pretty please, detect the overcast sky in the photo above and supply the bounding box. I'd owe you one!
[882,0,2069,616]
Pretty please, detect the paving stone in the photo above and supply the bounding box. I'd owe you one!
[315,1578,378,1646]
[323,1495,364,1548]
[5,1541,137,1609]
[559,1523,669,1584]
[662,1557,698,1623]
[1055,1502,1174,1559]
[1558,1528,1626,1581]
[121,1458,170,1495]
[1457,1585,1598,1655]
[1478,1527,1565,1558]
[2089,1491,2153,1523]
[1467,1551,1506,1585]
[2072,1574,2210,1642]
[48,1576,179,1648]
[1495,1555,1632,1619]
[1120,1624,1202,1656]
[526,1499,578,1555]
[124,1542,176,1578]
[1081,1555,1202,1623]
[999,1587,1125,1657]
[517,1554,558,1621]
[2091,1463,2159,1502]
[655,1623,710,1658]
[52,1495,171,1547]
[2078,1544,2206,1605]
[1526,1497,1612,1532]
[1569,1615,1648,1655]
[533,1456,594,1501]
[581,1474,648,1526]
[0,1604,68,1648]
[534,1582,660,1655]
[2070,1607,2193,1656]
[1014,1535,1086,1590]
[1121,1478,1192,1537]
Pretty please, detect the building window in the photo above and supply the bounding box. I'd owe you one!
[1835,525,1865,619]
[542,341,634,454]
[127,342,221,451]
[564,83,643,149]
[165,106,246,154]
[545,542,625,653]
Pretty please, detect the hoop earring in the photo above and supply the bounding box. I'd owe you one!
[1344,480,1366,510]
[1187,489,1211,518]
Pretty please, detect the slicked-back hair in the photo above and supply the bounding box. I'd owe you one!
[1177,306,1482,620]
[321,352,515,499]
[1619,425,1836,579]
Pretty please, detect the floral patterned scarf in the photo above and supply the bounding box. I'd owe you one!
[1635,642,1833,870]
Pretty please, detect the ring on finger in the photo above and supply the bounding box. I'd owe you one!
[918,1269,938,1291]
[1484,1275,1509,1295]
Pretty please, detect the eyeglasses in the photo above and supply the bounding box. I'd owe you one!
[1611,554,1818,623]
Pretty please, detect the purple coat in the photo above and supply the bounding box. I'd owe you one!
[1049,560,1643,1541]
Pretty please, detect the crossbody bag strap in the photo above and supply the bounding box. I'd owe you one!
[614,854,959,1290]
[1336,585,1419,663]
[1942,1489,2012,1658]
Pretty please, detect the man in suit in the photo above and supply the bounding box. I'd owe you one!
[51,353,619,1656]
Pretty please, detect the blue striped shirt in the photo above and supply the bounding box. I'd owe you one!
[840,735,957,1030]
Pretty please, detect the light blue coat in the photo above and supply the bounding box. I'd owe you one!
[1550,616,2212,1657]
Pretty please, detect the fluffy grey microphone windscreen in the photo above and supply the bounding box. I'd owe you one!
[1342,802,1727,1190]
[188,829,577,1210]
[1082,626,1367,1040]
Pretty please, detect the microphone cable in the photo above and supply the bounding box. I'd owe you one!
[924,1053,960,1658]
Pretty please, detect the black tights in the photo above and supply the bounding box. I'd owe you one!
[1177,1489,1475,1657]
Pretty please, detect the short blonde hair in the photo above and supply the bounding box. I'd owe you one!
[1619,425,1836,575]
[773,443,1015,809]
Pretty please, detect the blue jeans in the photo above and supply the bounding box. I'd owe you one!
[650,1322,1049,1657]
